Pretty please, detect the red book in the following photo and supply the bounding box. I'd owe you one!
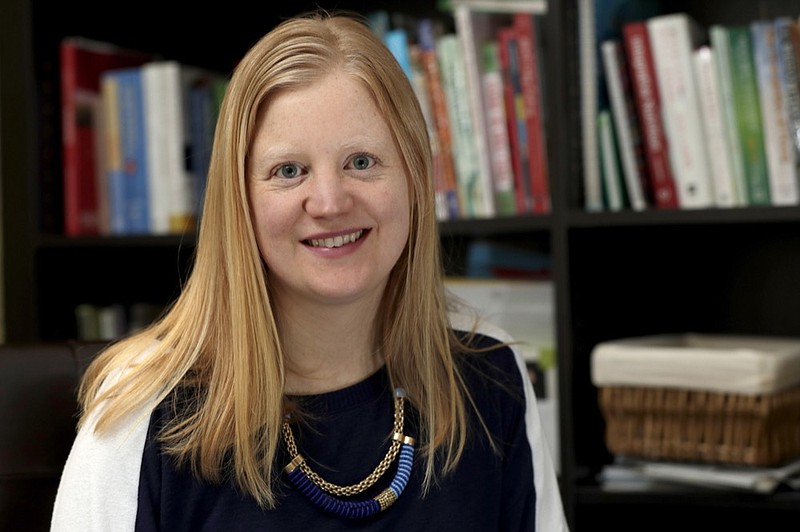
[513,13,550,214]
[60,37,152,236]
[497,26,530,214]
[621,21,680,209]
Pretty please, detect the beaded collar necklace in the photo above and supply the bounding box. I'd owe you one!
[282,387,415,519]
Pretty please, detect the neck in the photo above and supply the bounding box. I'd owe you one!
[277,296,384,395]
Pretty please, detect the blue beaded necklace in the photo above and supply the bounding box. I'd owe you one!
[282,387,415,519]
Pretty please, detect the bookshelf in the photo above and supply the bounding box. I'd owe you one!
[4,0,800,530]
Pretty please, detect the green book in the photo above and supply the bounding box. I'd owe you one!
[711,25,771,206]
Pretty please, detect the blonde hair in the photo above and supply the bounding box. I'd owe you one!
[78,11,477,508]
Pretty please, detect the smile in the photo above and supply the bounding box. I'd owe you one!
[306,229,365,248]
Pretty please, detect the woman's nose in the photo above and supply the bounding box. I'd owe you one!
[302,168,354,217]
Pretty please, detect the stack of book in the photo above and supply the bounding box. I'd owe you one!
[582,2,800,212]
[60,37,228,237]
[369,2,551,221]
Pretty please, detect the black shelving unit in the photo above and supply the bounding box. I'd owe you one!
[4,0,800,530]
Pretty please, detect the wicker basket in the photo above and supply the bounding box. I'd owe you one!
[598,385,800,466]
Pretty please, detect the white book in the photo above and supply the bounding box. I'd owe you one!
[647,13,714,208]
[143,61,208,234]
[437,33,489,219]
[692,46,736,207]
[752,20,800,206]
[453,5,498,218]
[600,39,646,211]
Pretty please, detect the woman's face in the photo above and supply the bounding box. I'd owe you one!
[247,72,411,308]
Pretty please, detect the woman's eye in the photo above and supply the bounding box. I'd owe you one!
[349,154,376,170]
[275,163,302,179]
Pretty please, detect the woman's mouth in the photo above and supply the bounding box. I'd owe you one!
[305,229,366,248]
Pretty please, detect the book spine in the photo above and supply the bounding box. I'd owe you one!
[116,68,151,234]
[727,26,772,205]
[453,5,497,219]
[498,25,532,213]
[598,109,625,211]
[437,33,484,218]
[709,25,749,205]
[692,46,738,207]
[60,43,100,236]
[578,0,603,211]
[99,74,127,234]
[776,17,800,192]
[143,62,174,234]
[481,41,517,216]
[600,39,647,211]
[755,19,800,205]
[384,28,413,81]
[647,13,714,208]
[189,81,215,222]
[622,21,679,209]
[513,13,550,214]
[418,19,461,220]
[408,43,449,221]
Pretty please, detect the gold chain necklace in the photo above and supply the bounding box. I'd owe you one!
[281,387,416,518]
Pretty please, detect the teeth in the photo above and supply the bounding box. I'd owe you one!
[310,230,363,248]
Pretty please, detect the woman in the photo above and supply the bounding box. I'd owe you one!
[51,11,568,531]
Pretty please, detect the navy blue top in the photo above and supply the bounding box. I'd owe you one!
[134,333,537,531]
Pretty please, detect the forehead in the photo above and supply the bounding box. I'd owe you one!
[251,73,395,151]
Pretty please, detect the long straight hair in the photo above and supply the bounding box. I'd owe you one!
[77,11,476,508]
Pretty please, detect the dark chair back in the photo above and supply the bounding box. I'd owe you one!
[0,341,106,532]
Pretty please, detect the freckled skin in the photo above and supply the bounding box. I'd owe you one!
[247,72,411,309]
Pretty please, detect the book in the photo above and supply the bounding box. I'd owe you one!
[417,18,462,220]
[775,17,800,196]
[710,24,772,206]
[59,37,152,236]
[407,42,450,220]
[189,76,226,222]
[513,12,550,214]
[108,67,152,234]
[481,41,517,216]
[452,6,508,218]
[384,27,413,81]
[647,13,714,208]
[597,109,625,211]
[621,20,679,209]
[142,61,222,234]
[600,39,647,210]
[498,25,533,214]
[600,456,800,493]
[98,73,127,234]
[692,46,738,207]
[752,19,799,206]
[578,0,665,212]
[437,33,487,218]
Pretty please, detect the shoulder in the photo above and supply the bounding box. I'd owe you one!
[51,343,161,532]
[51,395,154,531]
[448,310,527,386]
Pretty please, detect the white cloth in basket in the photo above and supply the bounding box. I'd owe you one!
[590,333,800,395]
